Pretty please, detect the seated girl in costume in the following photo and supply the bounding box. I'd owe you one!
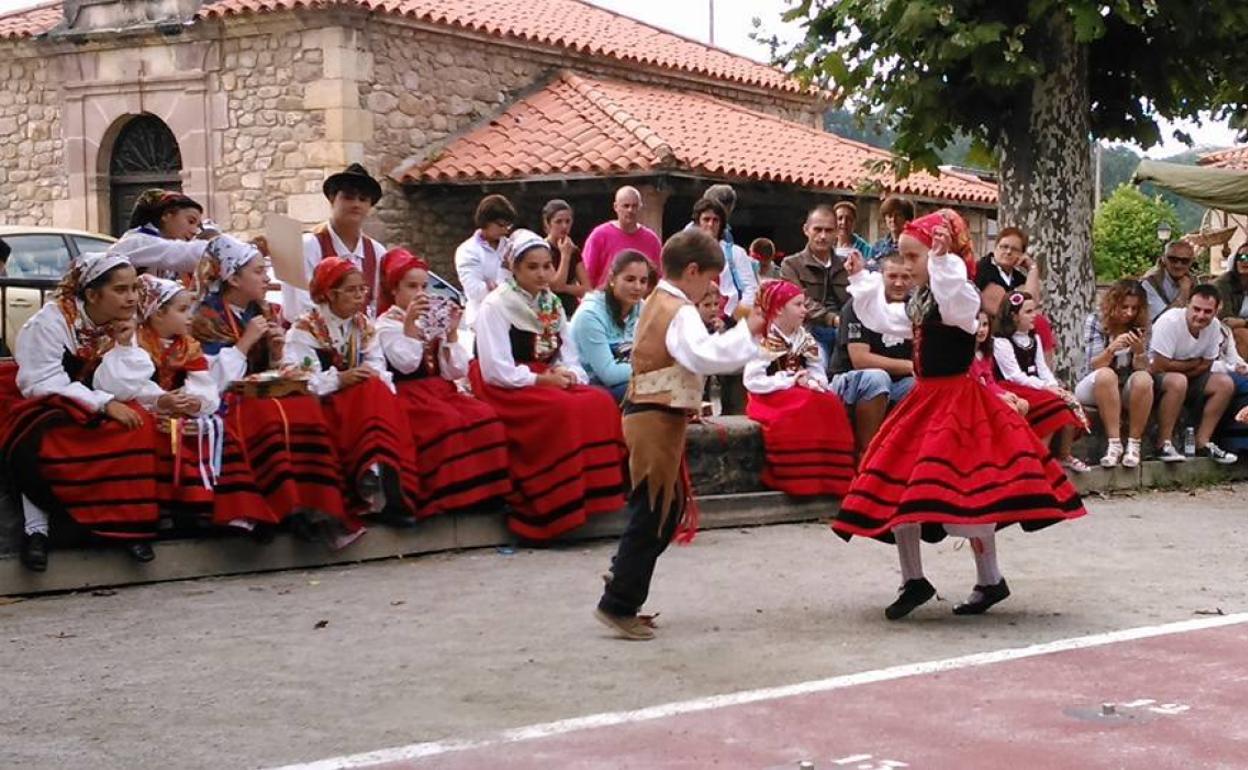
[285,257,419,526]
[569,248,650,403]
[470,229,627,541]
[970,308,1029,417]
[193,235,357,544]
[375,247,512,516]
[95,275,220,529]
[743,280,856,497]
[991,291,1090,472]
[2,253,161,571]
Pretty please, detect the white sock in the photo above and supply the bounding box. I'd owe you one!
[970,533,1003,587]
[22,496,49,536]
[1106,438,1122,449]
[1127,438,1141,450]
[895,524,923,583]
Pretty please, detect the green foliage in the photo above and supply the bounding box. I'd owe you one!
[1092,184,1182,280]
[1098,146,1209,233]
[768,0,1248,172]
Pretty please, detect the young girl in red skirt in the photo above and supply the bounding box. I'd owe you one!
[832,210,1086,620]
[470,229,627,541]
[971,308,1030,417]
[992,291,1091,473]
[744,279,856,497]
[95,274,220,529]
[284,257,419,526]
[376,247,512,516]
[1,253,161,571]
[193,235,357,543]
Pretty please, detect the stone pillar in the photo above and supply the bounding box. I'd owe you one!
[291,25,374,226]
[636,182,670,238]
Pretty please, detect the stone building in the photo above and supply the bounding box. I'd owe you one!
[0,0,998,278]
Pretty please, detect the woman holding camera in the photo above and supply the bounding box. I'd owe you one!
[1074,279,1156,468]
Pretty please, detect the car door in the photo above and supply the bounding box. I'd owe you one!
[2,234,72,355]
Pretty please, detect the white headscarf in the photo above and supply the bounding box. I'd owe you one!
[76,251,131,289]
[200,235,261,295]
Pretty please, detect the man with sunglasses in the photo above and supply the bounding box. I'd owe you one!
[1142,240,1196,323]
[1214,244,1248,360]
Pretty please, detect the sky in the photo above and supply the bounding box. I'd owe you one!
[0,0,1238,157]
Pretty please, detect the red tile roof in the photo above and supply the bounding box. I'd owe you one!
[396,71,1000,206]
[0,1,61,40]
[2,0,800,95]
[1199,146,1248,170]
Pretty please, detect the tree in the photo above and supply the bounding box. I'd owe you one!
[1092,184,1181,281]
[1098,145,1209,233]
[769,1,1248,376]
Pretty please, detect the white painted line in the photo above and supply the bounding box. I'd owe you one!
[271,611,1248,770]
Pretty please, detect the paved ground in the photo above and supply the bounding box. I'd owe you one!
[1,485,1245,770]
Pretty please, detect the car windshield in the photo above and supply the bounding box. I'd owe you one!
[3,234,71,280]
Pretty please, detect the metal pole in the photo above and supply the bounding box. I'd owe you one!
[708,0,715,45]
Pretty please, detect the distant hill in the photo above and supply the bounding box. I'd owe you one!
[824,108,1220,232]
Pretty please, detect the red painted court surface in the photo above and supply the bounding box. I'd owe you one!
[281,614,1248,770]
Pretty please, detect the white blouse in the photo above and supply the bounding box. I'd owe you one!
[474,287,587,389]
[656,280,759,375]
[14,302,117,413]
[375,310,469,381]
[455,231,511,329]
[283,305,392,396]
[847,252,980,338]
[993,333,1057,389]
[743,327,828,395]
[94,341,220,416]
[108,228,209,277]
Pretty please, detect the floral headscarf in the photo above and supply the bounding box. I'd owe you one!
[136,274,186,322]
[197,235,261,298]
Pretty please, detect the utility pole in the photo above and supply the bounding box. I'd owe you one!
[708,0,715,45]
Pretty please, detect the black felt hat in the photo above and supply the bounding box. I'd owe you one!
[323,163,382,205]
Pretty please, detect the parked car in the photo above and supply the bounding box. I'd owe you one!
[1,226,117,355]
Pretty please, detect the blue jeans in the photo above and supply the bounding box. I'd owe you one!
[811,325,838,371]
[829,369,891,405]
[889,375,916,404]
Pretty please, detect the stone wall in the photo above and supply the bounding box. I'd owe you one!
[214,26,329,234]
[0,43,67,227]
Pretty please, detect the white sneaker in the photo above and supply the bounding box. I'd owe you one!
[1200,442,1239,465]
[1061,455,1092,474]
[1158,442,1186,463]
[1099,442,1123,468]
[1122,441,1141,468]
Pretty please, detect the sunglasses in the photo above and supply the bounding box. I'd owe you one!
[1166,256,1193,265]
[1236,253,1248,263]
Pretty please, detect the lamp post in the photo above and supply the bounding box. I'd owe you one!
[1156,222,1172,245]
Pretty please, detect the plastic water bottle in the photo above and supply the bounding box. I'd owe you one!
[708,376,723,417]
[1184,427,1196,457]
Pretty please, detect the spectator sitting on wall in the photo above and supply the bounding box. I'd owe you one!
[829,250,917,407]
[779,204,850,368]
[541,198,590,318]
[1142,240,1196,323]
[1148,284,1239,464]
[455,194,516,331]
[570,249,650,403]
[976,225,1041,316]
[872,195,914,259]
[1210,317,1248,455]
[690,197,758,322]
[581,186,662,289]
[1213,243,1248,359]
[832,201,876,270]
[1073,279,1155,469]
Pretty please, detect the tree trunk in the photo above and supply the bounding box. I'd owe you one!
[997,13,1095,382]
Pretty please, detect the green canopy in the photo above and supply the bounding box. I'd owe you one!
[1133,159,1248,213]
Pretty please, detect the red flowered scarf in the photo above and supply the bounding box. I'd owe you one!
[138,325,208,391]
[294,307,374,371]
[56,296,114,382]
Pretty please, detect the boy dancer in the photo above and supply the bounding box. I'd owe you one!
[595,230,764,640]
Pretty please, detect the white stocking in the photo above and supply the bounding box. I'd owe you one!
[946,523,1002,588]
[894,524,923,583]
[22,496,49,536]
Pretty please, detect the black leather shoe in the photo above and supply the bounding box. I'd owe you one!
[953,579,1010,615]
[374,507,417,529]
[127,542,156,563]
[885,578,936,620]
[21,533,49,572]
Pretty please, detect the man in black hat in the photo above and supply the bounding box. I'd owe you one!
[281,163,388,317]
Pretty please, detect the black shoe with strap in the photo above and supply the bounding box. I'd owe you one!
[884,577,937,620]
[21,533,49,572]
[952,579,1010,615]
[126,542,156,563]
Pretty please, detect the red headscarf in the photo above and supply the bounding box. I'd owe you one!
[378,247,430,314]
[309,256,360,305]
[755,279,803,328]
[902,208,977,280]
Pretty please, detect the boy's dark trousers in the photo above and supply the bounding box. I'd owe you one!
[597,484,683,618]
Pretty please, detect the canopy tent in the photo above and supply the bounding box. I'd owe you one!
[1133,159,1248,214]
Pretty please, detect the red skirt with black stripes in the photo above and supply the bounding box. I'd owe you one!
[468,361,627,541]
[0,395,161,540]
[832,374,1086,543]
[997,382,1086,439]
[318,377,420,516]
[746,386,856,497]
[394,377,512,516]
[213,393,354,530]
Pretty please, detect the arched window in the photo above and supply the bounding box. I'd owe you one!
[108,115,183,236]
